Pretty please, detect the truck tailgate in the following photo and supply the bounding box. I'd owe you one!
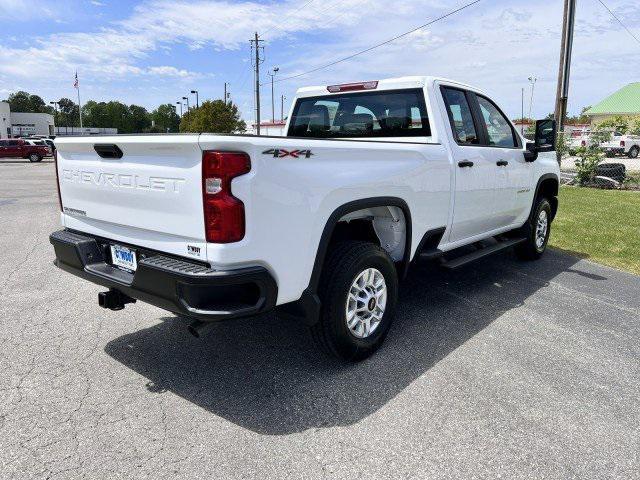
[55,135,207,260]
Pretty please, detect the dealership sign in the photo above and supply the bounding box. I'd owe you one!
[12,124,36,134]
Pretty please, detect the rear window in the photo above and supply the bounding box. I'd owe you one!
[288,88,431,139]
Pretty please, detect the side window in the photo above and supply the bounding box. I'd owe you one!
[442,87,479,145]
[477,96,516,148]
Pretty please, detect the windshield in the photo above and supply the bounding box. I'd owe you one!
[288,88,431,139]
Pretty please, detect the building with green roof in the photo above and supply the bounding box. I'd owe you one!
[585,83,640,125]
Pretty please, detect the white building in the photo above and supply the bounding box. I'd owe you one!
[0,102,10,139]
[0,102,56,138]
[245,120,287,136]
[10,111,55,137]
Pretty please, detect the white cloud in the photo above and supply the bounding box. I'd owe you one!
[0,0,59,20]
[145,66,202,78]
[0,0,638,119]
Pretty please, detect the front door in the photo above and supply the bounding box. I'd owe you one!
[474,94,532,226]
[440,86,497,243]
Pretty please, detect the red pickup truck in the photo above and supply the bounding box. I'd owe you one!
[0,138,52,162]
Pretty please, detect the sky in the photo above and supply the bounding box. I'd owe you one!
[0,0,638,123]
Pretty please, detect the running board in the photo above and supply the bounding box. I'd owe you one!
[440,237,526,270]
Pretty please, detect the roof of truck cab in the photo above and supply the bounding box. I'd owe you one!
[294,76,481,98]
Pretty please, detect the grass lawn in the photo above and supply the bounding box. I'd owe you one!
[550,186,640,275]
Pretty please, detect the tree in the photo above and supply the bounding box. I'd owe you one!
[81,101,151,133]
[57,98,80,127]
[151,104,180,133]
[128,104,151,133]
[594,115,631,134]
[179,100,246,133]
[5,91,54,114]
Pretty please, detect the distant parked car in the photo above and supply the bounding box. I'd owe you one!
[0,138,51,162]
[602,134,640,159]
[28,136,56,154]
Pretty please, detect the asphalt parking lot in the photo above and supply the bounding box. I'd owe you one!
[1,159,639,479]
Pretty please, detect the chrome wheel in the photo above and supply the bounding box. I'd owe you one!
[345,268,387,339]
[535,210,548,250]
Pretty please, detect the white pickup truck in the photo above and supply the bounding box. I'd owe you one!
[50,76,560,361]
[602,134,640,158]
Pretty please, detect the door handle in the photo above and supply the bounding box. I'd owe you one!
[458,160,474,168]
[496,160,509,166]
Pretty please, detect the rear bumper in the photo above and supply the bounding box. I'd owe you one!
[49,229,277,322]
[604,147,625,155]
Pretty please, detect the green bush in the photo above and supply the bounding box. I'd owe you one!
[574,146,603,185]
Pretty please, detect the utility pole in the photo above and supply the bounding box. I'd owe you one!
[224,82,228,105]
[250,32,264,135]
[554,0,577,132]
[281,95,286,123]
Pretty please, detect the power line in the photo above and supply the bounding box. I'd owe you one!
[264,0,482,85]
[595,0,640,45]
[319,0,367,31]
[262,0,317,37]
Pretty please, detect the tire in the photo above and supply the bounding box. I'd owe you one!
[628,146,639,159]
[595,163,626,183]
[311,241,398,361]
[29,153,42,163]
[514,197,552,261]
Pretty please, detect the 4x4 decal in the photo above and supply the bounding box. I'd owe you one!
[262,148,314,158]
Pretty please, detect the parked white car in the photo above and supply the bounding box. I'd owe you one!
[50,76,560,361]
[602,134,640,158]
[567,130,598,154]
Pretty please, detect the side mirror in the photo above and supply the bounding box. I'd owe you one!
[534,119,556,152]
[523,119,557,162]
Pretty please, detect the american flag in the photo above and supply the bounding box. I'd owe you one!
[73,72,79,89]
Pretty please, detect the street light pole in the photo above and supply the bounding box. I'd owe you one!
[176,101,182,117]
[528,76,537,120]
[49,101,59,131]
[182,96,190,112]
[268,67,279,122]
[520,88,524,135]
[190,90,199,108]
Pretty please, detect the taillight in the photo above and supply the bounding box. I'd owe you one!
[581,140,586,146]
[620,140,625,147]
[54,149,63,211]
[202,151,251,243]
[327,81,378,93]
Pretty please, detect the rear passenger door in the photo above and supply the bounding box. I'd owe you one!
[473,95,531,226]
[441,86,498,243]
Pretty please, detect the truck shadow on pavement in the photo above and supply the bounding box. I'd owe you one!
[104,250,584,435]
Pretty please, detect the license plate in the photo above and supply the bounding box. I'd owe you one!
[110,244,137,272]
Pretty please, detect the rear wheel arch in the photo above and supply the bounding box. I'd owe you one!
[309,197,412,293]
